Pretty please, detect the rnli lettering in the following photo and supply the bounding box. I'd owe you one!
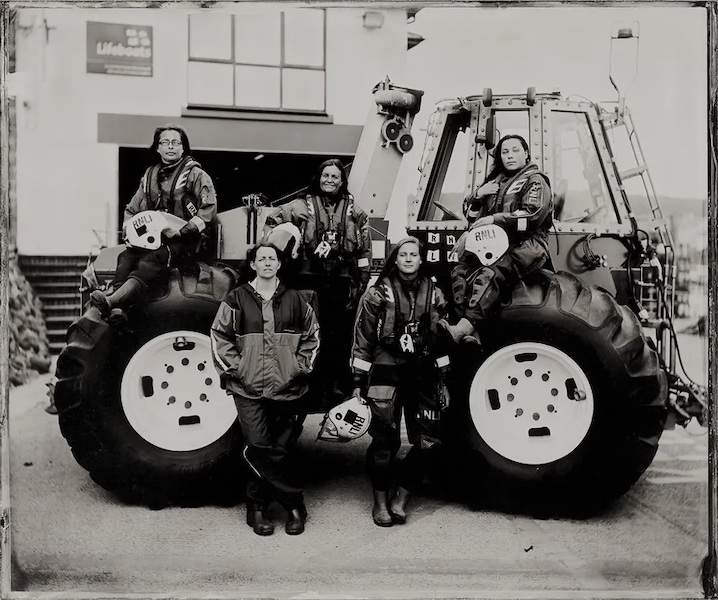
[343,409,367,434]
[528,181,541,201]
[428,232,441,244]
[472,227,496,241]
[417,409,441,421]
[132,213,153,229]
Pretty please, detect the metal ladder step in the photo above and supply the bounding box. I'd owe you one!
[619,165,647,180]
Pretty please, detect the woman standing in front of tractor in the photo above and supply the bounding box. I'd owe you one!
[90,124,217,324]
[351,237,452,527]
[442,134,553,344]
[210,241,320,536]
[264,159,372,404]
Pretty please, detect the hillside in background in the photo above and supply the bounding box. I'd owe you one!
[656,196,706,218]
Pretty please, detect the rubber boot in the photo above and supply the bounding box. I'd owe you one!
[90,278,144,320]
[372,490,393,527]
[285,505,308,535]
[438,318,481,345]
[246,507,274,536]
[389,487,411,525]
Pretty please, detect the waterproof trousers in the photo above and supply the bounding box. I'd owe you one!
[452,237,548,323]
[366,365,445,493]
[112,239,191,289]
[234,394,305,511]
[314,276,355,398]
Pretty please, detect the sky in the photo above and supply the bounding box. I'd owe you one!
[393,5,707,204]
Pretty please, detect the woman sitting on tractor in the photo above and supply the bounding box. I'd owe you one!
[90,124,217,324]
[442,134,553,344]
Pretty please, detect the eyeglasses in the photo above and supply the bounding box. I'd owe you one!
[159,140,183,148]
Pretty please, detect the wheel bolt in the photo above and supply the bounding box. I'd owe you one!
[185,401,192,409]
[515,408,523,417]
[547,404,555,412]
[532,412,540,421]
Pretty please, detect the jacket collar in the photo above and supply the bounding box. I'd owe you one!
[247,278,283,300]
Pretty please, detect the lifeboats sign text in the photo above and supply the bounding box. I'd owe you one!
[87,22,153,77]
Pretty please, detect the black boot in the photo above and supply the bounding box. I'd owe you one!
[246,506,274,536]
[389,486,411,525]
[90,278,144,320]
[372,490,393,527]
[285,505,308,535]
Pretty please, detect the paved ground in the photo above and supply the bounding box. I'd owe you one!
[6,328,710,599]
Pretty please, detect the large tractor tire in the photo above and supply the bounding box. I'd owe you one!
[53,266,244,508]
[449,270,667,517]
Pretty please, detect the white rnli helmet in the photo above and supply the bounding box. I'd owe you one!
[317,395,372,442]
[124,211,187,250]
[265,222,302,260]
[460,223,509,266]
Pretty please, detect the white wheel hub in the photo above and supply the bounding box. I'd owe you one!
[469,342,594,465]
[120,331,238,452]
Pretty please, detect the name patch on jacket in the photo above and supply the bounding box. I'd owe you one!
[527,181,541,201]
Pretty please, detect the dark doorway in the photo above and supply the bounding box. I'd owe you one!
[117,148,349,244]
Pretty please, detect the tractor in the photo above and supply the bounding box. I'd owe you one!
[52,38,706,515]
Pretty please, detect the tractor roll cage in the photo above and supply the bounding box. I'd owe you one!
[410,90,669,239]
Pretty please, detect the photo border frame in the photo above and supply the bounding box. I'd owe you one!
[0,1,715,598]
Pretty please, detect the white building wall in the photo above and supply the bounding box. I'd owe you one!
[325,9,407,125]
[12,6,407,256]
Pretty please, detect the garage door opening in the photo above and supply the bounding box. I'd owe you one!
[117,148,348,244]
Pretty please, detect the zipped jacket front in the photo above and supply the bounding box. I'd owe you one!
[211,282,320,401]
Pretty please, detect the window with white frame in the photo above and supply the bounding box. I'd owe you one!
[187,9,326,112]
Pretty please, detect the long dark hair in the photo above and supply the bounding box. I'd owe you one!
[149,123,192,158]
[307,158,349,198]
[485,134,530,182]
[377,236,427,283]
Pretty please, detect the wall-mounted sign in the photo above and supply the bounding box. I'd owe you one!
[87,22,153,77]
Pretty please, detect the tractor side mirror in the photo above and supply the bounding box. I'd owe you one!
[475,115,496,150]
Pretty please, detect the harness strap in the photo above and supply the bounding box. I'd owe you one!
[146,157,199,216]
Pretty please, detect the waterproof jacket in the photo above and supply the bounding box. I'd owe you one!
[210,281,320,401]
[351,274,449,401]
[464,162,552,245]
[265,193,372,281]
[124,156,217,241]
